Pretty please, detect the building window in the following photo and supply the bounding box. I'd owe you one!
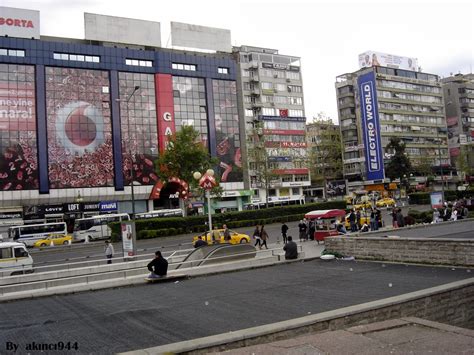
[261,82,273,90]
[241,69,250,77]
[289,97,303,105]
[125,58,153,67]
[172,63,197,71]
[245,109,254,117]
[286,71,300,80]
[53,52,100,63]
[262,107,276,116]
[292,187,300,195]
[289,109,304,117]
[0,48,25,57]
[287,85,302,93]
[218,67,229,74]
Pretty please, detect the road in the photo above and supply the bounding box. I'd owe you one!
[0,260,471,354]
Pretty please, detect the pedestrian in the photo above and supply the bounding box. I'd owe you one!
[105,240,114,264]
[223,224,231,243]
[451,208,458,221]
[462,205,469,219]
[336,222,347,235]
[442,205,451,221]
[283,236,298,260]
[360,223,370,232]
[146,251,168,279]
[349,210,357,232]
[396,208,405,228]
[432,208,440,223]
[370,208,377,231]
[298,220,307,242]
[281,222,289,244]
[253,225,261,248]
[356,209,362,230]
[212,225,220,244]
[391,208,398,228]
[307,219,315,241]
[260,225,269,249]
[194,235,208,248]
[375,208,382,229]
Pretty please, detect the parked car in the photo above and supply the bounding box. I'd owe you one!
[345,213,371,229]
[193,229,250,246]
[353,201,372,210]
[376,197,396,207]
[33,234,72,248]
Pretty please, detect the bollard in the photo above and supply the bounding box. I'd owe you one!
[85,235,89,243]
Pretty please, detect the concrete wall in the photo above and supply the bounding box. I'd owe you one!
[325,237,474,267]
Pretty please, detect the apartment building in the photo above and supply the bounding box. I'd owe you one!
[234,46,309,206]
[335,51,451,193]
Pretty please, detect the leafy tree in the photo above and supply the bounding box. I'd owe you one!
[155,125,218,189]
[384,137,412,182]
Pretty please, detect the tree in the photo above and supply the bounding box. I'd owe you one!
[384,137,412,182]
[155,126,218,189]
[308,115,343,197]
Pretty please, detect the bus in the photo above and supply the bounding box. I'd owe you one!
[73,213,130,242]
[135,209,184,219]
[8,222,68,247]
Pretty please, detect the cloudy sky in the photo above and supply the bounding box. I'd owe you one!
[6,0,473,122]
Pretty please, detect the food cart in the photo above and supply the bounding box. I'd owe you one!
[304,209,346,242]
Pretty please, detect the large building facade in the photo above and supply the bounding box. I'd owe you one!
[441,73,474,180]
[335,52,452,194]
[0,7,251,224]
[233,46,309,207]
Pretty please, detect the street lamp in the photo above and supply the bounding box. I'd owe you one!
[116,85,140,255]
[249,120,269,208]
[193,169,216,237]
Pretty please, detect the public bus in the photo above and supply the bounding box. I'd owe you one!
[135,209,184,219]
[7,222,68,247]
[73,213,130,242]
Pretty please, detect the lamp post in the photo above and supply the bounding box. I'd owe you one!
[249,120,269,208]
[193,169,217,237]
[116,85,140,256]
[435,129,445,205]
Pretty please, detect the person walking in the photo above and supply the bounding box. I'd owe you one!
[396,208,405,228]
[105,240,114,264]
[260,225,269,249]
[307,219,315,241]
[356,209,362,231]
[223,224,231,243]
[391,208,398,228]
[253,225,261,248]
[432,208,440,223]
[298,220,307,242]
[283,236,298,260]
[349,210,357,232]
[146,251,168,279]
[369,208,377,231]
[281,222,289,244]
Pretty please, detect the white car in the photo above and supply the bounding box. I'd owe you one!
[0,242,34,276]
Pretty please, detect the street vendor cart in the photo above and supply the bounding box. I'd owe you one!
[304,209,346,243]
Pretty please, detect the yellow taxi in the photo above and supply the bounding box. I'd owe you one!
[193,229,250,246]
[376,197,396,207]
[345,212,371,229]
[353,201,372,210]
[33,234,72,248]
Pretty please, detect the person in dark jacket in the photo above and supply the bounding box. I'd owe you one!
[396,208,405,228]
[281,222,289,244]
[147,251,168,279]
[194,236,208,248]
[283,236,298,260]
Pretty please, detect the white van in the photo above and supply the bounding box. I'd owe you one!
[0,242,34,276]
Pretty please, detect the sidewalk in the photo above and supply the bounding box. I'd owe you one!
[215,317,474,355]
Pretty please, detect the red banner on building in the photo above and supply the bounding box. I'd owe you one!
[155,74,175,153]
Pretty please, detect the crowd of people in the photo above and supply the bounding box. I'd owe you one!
[433,199,470,223]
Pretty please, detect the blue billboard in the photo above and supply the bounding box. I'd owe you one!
[357,71,384,181]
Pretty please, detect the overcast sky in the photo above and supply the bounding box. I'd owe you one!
[6,0,473,122]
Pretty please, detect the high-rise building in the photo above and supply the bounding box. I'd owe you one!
[0,7,254,227]
[233,46,309,207]
[441,73,474,180]
[336,52,452,194]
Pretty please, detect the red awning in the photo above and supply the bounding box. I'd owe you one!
[304,209,346,219]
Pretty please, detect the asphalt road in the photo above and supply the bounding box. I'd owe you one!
[0,260,471,354]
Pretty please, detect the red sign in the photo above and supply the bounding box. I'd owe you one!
[0,17,34,28]
[199,175,217,190]
[280,142,307,148]
[272,168,309,175]
[263,129,305,135]
[155,74,175,153]
[279,109,288,118]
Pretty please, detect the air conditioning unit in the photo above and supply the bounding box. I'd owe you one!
[286,78,291,82]
[270,102,275,106]
[273,74,278,78]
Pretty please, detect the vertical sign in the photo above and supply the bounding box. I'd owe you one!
[121,221,136,258]
[357,71,384,181]
[155,74,175,153]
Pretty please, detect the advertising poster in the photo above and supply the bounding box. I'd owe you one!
[430,191,444,209]
[0,64,38,190]
[357,71,385,181]
[45,67,113,188]
[212,80,243,183]
[359,51,418,71]
[326,180,347,197]
[121,221,135,258]
[118,73,159,186]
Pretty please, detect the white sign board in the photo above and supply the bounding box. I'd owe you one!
[0,7,40,39]
[359,51,418,71]
[171,22,231,53]
[85,13,161,47]
[121,221,136,258]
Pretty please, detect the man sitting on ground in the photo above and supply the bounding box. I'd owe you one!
[147,251,168,279]
[283,236,298,260]
[194,235,208,248]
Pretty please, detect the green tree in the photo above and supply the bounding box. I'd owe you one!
[384,137,412,182]
[155,126,218,188]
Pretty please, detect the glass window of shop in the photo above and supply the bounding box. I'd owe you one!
[212,80,243,183]
[0,64,38,191]
[118,72,159,186]
[45,67,113,188]
[173,76,208,142]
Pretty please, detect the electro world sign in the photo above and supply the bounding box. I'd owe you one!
[357,71,384,181]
